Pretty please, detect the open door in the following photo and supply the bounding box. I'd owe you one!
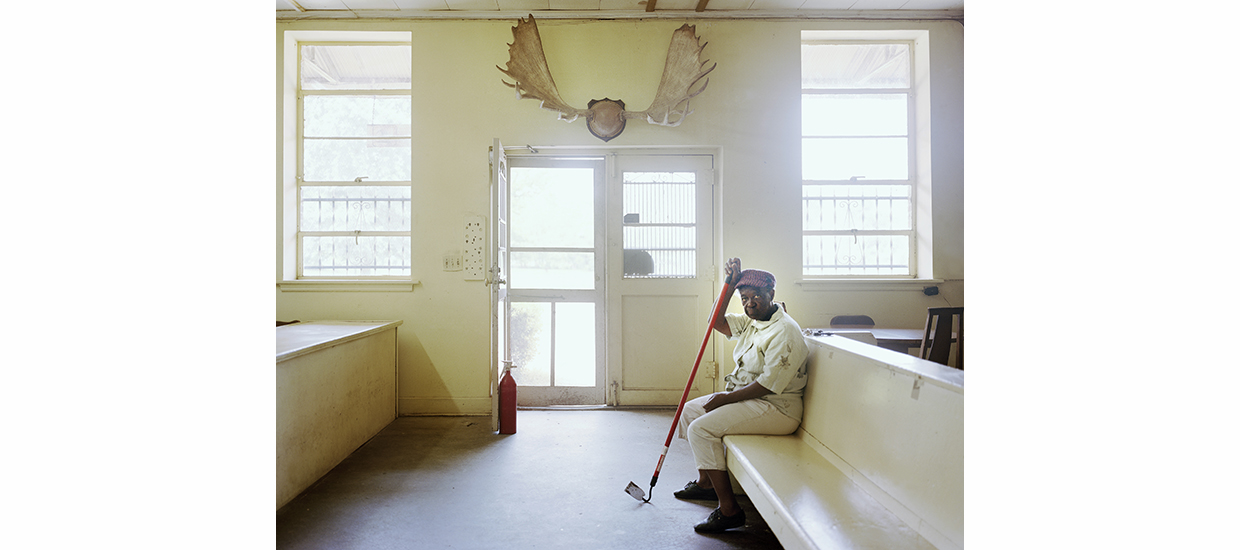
[489,139,509,431]
[503,155,606,406]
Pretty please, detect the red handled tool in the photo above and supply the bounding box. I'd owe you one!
[626,279,734,503]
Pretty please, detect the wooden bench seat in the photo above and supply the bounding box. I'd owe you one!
[723,335,963,550]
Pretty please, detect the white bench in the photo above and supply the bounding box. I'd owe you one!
[724,334,964,550]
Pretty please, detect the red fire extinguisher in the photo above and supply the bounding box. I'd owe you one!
[499,362,517,434]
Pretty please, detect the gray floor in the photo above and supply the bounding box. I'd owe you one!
[276,409,783,550]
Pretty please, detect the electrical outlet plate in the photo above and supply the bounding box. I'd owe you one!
[464,216,485,280]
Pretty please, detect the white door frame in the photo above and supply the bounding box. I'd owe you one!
[604,151,718,406]
[494,144,722,409]
[504,155,607,406]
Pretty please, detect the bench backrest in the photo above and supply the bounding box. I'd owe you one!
[800,335,964,550]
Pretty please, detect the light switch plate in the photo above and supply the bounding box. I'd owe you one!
[443,252,463,272]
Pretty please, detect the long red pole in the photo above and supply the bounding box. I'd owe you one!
[643,280,734,501]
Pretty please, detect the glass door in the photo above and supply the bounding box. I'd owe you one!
[504,156,606,405]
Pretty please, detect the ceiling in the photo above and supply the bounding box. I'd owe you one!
[276,0,964,21]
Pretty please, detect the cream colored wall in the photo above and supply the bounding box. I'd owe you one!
[275,18,964,416]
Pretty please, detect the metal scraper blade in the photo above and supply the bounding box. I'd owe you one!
[624,481,647,501]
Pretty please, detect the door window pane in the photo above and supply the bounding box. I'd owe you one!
[511,252,595,289]
[622,171,696,278]
[510,167,595,248]
[555,303,596,387]
[510,302,551,386]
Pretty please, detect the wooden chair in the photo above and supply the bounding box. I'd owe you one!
[919,307,963,369]
[830,315,875,327]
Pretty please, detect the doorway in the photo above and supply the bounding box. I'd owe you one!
[606,154,716,406]
[492,147,717,407]
[504,156,606,405]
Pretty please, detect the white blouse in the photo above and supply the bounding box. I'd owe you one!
[723,302,810,420]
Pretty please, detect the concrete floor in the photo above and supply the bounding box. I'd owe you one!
[276,409,783,550]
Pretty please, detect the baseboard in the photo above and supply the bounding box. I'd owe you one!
[399,397,492,416]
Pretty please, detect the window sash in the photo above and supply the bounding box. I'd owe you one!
[296,42,413,279]
[802,40,916,278]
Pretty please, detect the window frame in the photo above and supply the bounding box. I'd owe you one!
[296,41,413,280]
[801,38,922,280]
[279,31,415,291]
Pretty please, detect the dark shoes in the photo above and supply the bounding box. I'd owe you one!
[673,481,718,500]
[677,481,744,533]
[694,507,746,533]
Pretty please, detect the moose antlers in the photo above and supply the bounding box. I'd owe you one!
[497,16,717,141]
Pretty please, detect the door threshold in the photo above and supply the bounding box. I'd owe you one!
[517,405,676,411]
[518,405,608,411]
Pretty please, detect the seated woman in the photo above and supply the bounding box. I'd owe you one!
[674,257,810,533]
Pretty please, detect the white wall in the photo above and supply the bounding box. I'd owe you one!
[275,18,964,416]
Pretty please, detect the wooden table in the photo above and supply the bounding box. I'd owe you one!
[804,327,925,354]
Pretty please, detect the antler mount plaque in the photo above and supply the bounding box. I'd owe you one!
[498,16,717,142]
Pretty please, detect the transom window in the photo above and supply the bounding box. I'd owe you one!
[802,42,916,277]
[297,43,412,278]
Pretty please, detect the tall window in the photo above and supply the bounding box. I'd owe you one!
[802,42,915,277]
[297,43,412,278]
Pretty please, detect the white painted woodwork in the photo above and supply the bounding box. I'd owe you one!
[725,334,963,550]
[608,153,716,406]
[277,321,402,510]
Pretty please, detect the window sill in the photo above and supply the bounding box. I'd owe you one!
[796,278,945,291]
[278,280,418,292]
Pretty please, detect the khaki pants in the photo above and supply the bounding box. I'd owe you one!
[677,393,800,471]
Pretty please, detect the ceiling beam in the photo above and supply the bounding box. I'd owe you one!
[275,10,965,22]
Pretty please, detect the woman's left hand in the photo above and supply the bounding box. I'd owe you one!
[703,392,734,412]
[703,382,773,412]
